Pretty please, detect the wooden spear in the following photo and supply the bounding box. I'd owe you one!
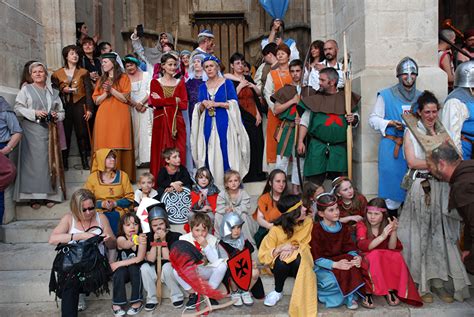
[343,32,353,179]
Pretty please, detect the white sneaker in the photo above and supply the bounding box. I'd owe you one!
[264,290,282,306]
[231,291,243,306]
[241,291,254,306]
[346,300,358,310]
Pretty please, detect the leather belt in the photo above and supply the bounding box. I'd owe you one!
[414,171,433,179]
[384,135,403,158]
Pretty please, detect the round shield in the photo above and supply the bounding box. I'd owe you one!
[160,186,191,224]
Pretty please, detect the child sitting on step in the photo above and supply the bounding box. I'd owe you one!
[174,213,227,308]
[310,193,367,310]
[141,203,184,311]
[214,170,257,245]
[133,172,160,211]
[156,147,193,198]
[218,212,264,306]
[111,212,147,316]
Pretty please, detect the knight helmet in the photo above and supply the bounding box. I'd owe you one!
[219,212,244,239]
[396,57,419,84]
[454,60,474,88]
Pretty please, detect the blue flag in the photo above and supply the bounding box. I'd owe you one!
[259,0,290,19]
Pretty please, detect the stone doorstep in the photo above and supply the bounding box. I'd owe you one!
[0,270,294,304]
[0,220,57,243]
[0,243,54,271]
[1,292,474,317]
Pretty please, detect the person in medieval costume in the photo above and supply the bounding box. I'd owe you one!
[130,28,175,66]
[14,62,66,209]
[297,67,360,185]
[368,57,422,216]
[217,212,264,306]
[397,91,471,303]
[270,59,316,193]
[441,60,474,158]
[191,55,250,188]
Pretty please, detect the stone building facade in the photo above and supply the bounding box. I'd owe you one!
[0,0,472,222]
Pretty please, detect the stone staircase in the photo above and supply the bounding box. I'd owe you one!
[1,157,474,316]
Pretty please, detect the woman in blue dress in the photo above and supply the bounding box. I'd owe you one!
[191,55,250,187]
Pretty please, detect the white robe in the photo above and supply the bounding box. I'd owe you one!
[191,99,250,188]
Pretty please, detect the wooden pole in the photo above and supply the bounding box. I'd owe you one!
[343,32,353,179]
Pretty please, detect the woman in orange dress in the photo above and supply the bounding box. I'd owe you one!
[148,53,188,179]
[92,52,135,182]
[263,44,292,167]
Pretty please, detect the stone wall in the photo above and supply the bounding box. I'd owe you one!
[85,0,311,67]
[0,0,45,102]
[310,0,447,198]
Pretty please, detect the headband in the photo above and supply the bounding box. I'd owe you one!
[123,56,141,66]
[366,206,387,213]
[316,193,337,207]
[331,176,350,188]
[283,201,302,214]
[100,52,118,59]
[180,50,191,56]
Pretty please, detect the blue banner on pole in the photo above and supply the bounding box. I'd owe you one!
[259,0,290,19]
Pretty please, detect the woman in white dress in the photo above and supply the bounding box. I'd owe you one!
[398,90,471,303]
[124,55,152,167]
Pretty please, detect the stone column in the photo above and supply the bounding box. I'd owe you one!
[310,0,447,197]
[38,0,76,71]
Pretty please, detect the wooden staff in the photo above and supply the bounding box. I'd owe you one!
[343,32,353,179]
[151,241,166,305]
[83,104,92,147]
[175,26,179,51]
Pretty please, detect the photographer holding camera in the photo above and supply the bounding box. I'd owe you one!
[14,61,65,210]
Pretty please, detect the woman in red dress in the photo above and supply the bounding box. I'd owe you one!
[356,198,422,307]
[148,53,188,179]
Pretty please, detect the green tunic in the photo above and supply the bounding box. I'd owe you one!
[272,85,314,158]
[300,90,361,177]
[304,112,348,176]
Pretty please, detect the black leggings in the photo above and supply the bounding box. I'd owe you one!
[60,284,80,317]
[271,255,301,293]
[63,99,91,156]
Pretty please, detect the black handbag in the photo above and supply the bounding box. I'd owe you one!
[49,226,112,298]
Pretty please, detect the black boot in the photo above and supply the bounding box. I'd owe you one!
[80,152,90,170]
[62,150,69,171]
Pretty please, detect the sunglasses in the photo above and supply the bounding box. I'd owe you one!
[82,206,95,212]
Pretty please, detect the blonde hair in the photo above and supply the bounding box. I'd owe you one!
[139,172,155,183]
[224,169,241,190]
[70,189,96,221]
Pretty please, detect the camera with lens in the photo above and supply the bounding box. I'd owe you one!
[37,112,54,123]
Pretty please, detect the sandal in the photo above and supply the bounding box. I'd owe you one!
[386,291,400,306]
[361,294,375,309]
[45,201,56,208]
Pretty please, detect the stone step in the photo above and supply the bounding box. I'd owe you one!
[0,270,293,303]
[0,220,57,243]
[16,201,70,221]
[14,194,259,222]
[0,243,54,270]
[1,290,473,317]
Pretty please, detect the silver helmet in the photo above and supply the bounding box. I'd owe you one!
[396,57,418,84]
[147,203,168,223]
[219,212,244,239]
[454,61,474,88]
